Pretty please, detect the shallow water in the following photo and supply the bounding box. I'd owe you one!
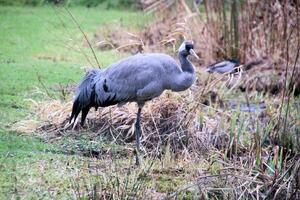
[229,101,267,113]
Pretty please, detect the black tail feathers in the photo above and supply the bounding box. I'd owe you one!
[69,69,99,126]
[69,98,80,124]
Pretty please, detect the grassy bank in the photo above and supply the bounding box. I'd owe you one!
[0,5,152,124]
[0,4,299,199]
[0,6,150,199]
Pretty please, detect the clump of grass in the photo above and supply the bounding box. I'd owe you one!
[69,159,154,199]
[16,92,205,156]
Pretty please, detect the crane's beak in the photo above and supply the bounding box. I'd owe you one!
[190,49,199,60]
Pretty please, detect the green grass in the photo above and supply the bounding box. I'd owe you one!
[0,134,95,199]
[0,5,150,123]
[0,132,53,156]
[0,6,151,198]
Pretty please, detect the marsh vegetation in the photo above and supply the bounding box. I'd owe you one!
[0,0,299,199]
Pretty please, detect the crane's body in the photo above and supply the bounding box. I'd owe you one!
[99,53,195,103]
[69,41,198,165]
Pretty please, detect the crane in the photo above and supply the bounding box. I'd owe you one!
[206,59,239,74]
[206,59,243,91]
[69,41,199,165]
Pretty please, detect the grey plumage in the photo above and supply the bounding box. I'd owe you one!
[69,41,198,165]
[206,59,239,74]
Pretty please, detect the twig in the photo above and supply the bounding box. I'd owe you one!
[264,159,297,199]
[63,6,101,68]
[276,25,296,137]
[34,68,54,99]
[282,39,300,141]
[52,6,95,67]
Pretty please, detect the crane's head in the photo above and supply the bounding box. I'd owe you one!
[178,41,199,59]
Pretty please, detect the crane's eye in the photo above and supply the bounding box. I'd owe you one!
[185,43,194,51]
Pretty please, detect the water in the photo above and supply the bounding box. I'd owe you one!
[229,101,267,113]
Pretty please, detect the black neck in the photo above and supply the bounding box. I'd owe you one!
[179,51,194,73]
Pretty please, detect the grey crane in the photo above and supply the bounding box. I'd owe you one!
[206,59,239,74]
[69,41,199,165]
[206,59,243,91]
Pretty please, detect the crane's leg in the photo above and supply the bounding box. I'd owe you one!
[135,106,143,166]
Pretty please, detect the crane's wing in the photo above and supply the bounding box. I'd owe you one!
[93,74,137,106]
[98,55,165,104]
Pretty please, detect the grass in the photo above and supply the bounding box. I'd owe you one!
[0,6,149,126]
[0,131,199,199]
[0,5,154,199]
[1,5,201,200]
[1,4,299,199]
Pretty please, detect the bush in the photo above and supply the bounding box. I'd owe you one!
[66,0,106,7]
[0,0,139,8]
[0,0,44,6]
[68,0,139,8]
[106,0,138,9]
